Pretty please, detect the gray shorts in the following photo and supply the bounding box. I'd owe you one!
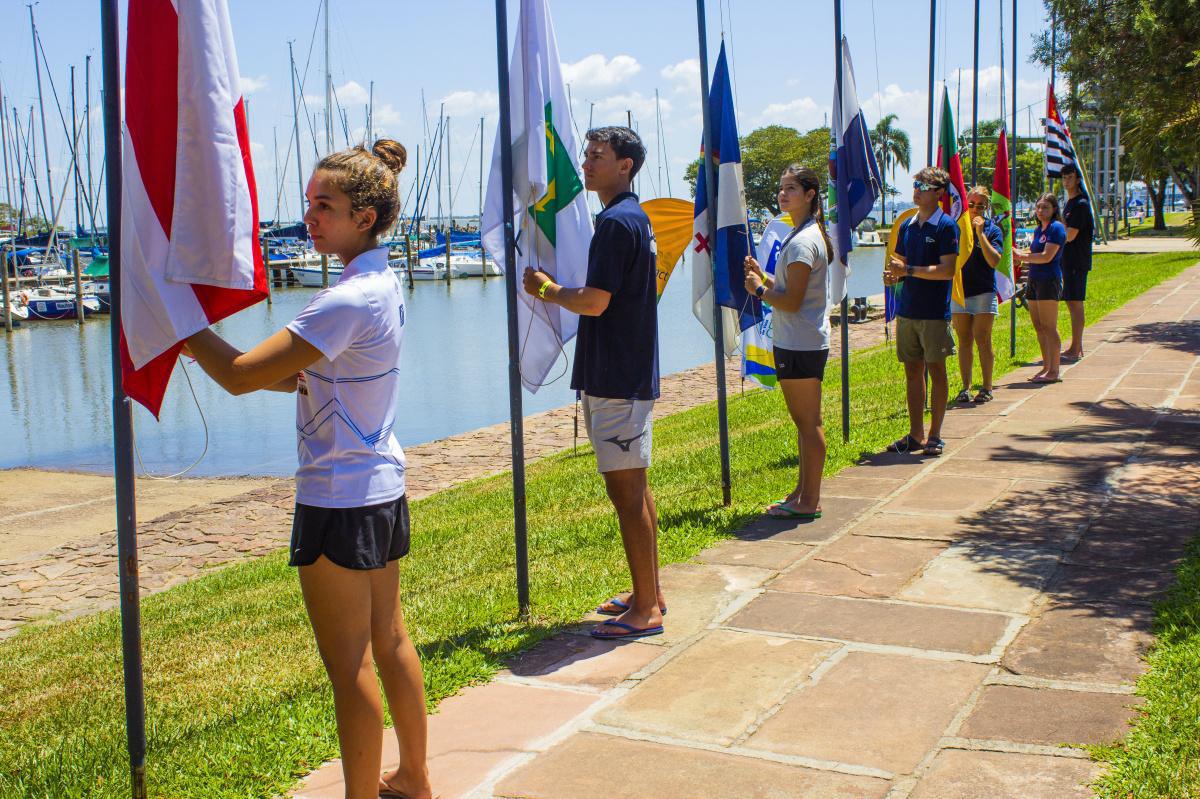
[896,317,957,363]
[582,394,654,473]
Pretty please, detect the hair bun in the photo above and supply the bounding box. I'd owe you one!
[371,138,407,174]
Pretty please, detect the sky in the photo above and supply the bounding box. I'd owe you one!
[0,0,1054,229]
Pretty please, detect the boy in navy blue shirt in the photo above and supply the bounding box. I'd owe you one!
[884,167,959,456]
[522,126,665,641]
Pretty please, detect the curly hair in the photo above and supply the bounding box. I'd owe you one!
[316,139,407,237]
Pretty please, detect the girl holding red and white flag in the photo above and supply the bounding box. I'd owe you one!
[185,141,433,799]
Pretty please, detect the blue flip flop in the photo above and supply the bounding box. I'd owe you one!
[590,619,665,640]
[596,596,668,616]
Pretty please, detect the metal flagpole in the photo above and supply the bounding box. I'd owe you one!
[835,2,849,443]
[101,2,148,796]
[1009,0,1018,358]
[694,0,732,506]
[926,0,936,164]
[971,0,980,185]
[492,0,530,616]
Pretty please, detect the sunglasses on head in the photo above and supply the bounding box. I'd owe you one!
[913,180,944,192]
[967,201,989,209]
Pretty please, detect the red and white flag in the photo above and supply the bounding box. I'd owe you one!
[122,0,267,416]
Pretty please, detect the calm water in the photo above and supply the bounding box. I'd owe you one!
[0,251,884,477]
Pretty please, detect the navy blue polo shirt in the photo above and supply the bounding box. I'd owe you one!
[570,192,660,400]
[1029,221,1067,281]
[961,217,1006,298]
[896,208,960,321]
[1063,194,1094,272]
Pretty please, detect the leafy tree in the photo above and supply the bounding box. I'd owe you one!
[685,124,830,216]
[872,114,910,225]
[1032,0,1199,242]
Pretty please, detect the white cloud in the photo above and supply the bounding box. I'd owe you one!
[561,54,641,92]
[439,90,499,119]
[335,80,371,106]
[756,96,828,131]
[660,58,699,93]
[592,92,670,125]
[239,74,268,95]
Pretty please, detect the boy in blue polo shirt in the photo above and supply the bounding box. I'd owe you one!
[884,166,959,456]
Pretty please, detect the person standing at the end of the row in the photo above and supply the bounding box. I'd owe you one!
[884,167,960,457]
[952,186,1005,405]
[522,126,665,641]
[184,140,433,799]
[1060,163,1093,363]
[744,164,833,520]
[1015,193,1067,383]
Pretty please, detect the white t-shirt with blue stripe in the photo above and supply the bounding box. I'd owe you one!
[286,246,407,507]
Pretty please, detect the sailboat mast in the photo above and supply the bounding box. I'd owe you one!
[273,125,281,222]
[289,41,305,225]
[445,114,452,280]
[324,0,333,153]
[71,65,81,235]
[85,55,96,232]
[29,6,56,227]
[367,80,374,144]
[0,79,12,219]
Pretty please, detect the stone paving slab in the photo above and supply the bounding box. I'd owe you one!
[769,535,945,599]
[908,750,1099,799]
[692,539,812,571]
[958,684,1141,746]
[502,635,663,691]
[728,592,1012,656]
[879,475,1012,517]
[595,629,836,745]
[735,497,874,544]
[744,651,988,773]
[1002,603,1155,684]
[493,732,891,799]
[296,681,599,799]
[897,543,1063,613]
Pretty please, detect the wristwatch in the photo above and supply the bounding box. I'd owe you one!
[537,281,552,299]
[754,284,766,298]
[905,264,915,277]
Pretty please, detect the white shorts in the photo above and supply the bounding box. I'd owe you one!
[582,394,654,473]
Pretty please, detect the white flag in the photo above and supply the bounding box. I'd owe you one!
[481,0,592,393]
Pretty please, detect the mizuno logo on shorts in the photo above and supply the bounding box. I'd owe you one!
[604,432,645,452]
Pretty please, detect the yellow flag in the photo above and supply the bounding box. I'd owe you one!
[641,198,695,301]
[885,208,973,309]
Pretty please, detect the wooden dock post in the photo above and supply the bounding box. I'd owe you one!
[73,248,85,324]
[2,244,12,333]
[262,240,272,305]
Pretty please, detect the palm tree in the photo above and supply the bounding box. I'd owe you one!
[872,114,911,225]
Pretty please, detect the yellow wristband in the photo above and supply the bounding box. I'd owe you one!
[537,281,551,299]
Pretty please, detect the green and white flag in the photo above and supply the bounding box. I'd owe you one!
[481,0,592,393]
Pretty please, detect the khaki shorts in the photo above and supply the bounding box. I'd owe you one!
[896,317,957,363]
[582,394,654,473]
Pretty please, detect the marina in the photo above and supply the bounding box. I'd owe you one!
[0,249,886,478]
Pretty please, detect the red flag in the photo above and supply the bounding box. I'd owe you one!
[121,0,267,417]
[935,87,968,219]
[990,129,1016,300]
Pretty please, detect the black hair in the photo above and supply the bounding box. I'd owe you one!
[1036,192,1063,225]
[1059,163,1080,178]
[585,126,646,178]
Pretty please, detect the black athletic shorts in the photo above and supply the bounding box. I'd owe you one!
[289,495,410,570]
[773,347,830,381]
[1062,268,1088,302]
[1026,277,1063,302]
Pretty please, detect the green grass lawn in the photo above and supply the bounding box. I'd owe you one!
[1092,536,1200,797]
[0,251,1196,798]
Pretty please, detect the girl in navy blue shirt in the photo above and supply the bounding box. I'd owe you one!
[1014,193,1067,382]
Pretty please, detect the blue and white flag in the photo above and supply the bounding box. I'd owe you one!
[828,36,881,305]
[741,214,793,388]
[693,42,762,353]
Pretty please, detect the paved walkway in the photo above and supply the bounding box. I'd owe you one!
[296,260,1200,798]
[0,313,890,639]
